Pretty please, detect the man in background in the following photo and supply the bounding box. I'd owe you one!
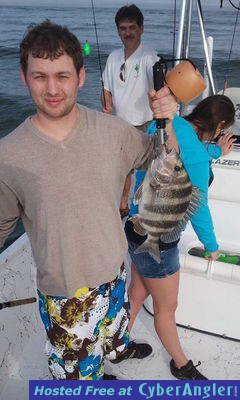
[102,4,159,216]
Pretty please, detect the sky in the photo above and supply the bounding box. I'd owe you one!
[0,0,229,7]
[0,0,235,14]
[0,0,154,6]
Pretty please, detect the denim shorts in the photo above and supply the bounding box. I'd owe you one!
[128,240,180,278]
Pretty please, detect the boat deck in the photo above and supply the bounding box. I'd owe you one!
[0,237,239,400]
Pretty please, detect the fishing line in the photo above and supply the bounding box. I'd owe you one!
[220,1,240,10]
[229,0,240,10]
[143,304,240,343]
[91,0,106,108]
[223,0,240,92]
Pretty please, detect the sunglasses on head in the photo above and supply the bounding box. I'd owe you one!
[119,63,126,82]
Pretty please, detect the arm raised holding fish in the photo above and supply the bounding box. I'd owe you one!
[129,85,195,264]
[149,85,179,152]
[149,85,177,120]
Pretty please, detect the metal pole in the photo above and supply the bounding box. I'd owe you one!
[185,0,193,58]
[195,0,216,94]
[202,36,214,99]
[175,0,188,63]
[183,0,194,115]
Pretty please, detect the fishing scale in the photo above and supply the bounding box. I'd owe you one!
[152,56,206,146]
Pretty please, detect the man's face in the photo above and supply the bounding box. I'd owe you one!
[21,53,85,120]
[118,19,143,51]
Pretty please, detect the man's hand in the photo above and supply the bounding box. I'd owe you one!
[101,89,113,114]
[149,85,177,121]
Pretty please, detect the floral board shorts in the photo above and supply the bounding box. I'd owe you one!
[38,264,130,380]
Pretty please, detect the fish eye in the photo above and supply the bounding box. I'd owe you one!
[174,165,181,172]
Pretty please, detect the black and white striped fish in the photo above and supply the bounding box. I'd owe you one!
[130,146,201,263]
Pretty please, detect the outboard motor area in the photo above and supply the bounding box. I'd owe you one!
[177,147,240,340]
[210,146,240,202]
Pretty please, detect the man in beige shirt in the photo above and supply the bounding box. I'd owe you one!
[0,20,177,380]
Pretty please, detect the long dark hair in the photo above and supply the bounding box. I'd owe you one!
[184,95,235,141]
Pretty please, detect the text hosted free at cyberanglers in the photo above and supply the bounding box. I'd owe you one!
[29,381,239,400]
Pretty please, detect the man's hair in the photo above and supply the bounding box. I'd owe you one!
[20,19,83,77]
[115,4,144,28]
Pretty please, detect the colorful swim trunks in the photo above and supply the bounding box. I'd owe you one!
[38,264,130,380]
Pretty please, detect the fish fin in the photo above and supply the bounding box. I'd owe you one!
[184,186,204,219]
[192,186,205,202]
[161,225,182,243]
[134,240,161,263]
[129,215,147,236]
[133,184,144,205]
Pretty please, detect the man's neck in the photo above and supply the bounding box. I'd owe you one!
[31,105,80,141]
[124,42,141,60]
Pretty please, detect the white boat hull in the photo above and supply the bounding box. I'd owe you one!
[178,148,240,339]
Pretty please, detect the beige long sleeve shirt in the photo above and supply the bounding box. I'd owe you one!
[0,105,152,296]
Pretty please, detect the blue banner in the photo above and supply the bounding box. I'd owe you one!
[29,380,239,400]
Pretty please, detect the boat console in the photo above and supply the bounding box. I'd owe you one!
[177,143,240,341]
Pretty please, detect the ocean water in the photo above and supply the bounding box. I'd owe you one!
[0,1,240,139]
[0,1,240,248]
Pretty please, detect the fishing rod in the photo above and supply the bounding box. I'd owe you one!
[91,0,106,109]
[153,60,166,147]
[0,297,37,310]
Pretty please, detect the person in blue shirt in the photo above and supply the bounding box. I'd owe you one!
[125,94,236,380]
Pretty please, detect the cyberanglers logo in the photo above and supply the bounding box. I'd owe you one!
[138,382,239,399]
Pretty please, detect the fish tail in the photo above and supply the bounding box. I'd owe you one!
[134,240,161,263]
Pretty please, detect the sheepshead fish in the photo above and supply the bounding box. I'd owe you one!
[130,146,201,263]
